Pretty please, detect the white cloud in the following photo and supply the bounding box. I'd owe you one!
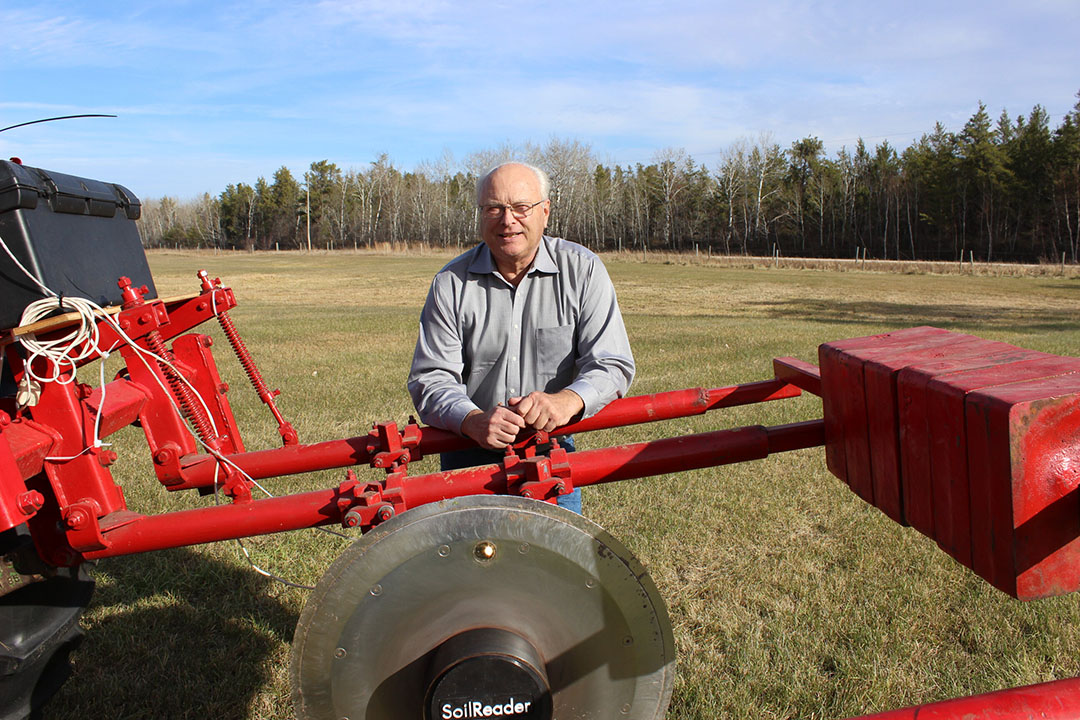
[4,0,1078,197]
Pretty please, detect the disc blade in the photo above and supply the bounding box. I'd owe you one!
[291,495,674,720]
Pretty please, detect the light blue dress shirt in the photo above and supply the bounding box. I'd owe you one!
[408,235,634,433]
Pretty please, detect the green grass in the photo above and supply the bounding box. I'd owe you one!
[50,250,1080,719]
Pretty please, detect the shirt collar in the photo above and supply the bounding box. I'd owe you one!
[468,236,558,277]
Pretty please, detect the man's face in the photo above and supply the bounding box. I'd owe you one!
[479,164,550,276]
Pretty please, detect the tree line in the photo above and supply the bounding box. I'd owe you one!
[139,92,1080,263]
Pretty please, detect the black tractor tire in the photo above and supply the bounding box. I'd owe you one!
[0,526,94,720]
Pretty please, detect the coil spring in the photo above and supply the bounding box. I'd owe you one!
[144,330,216,444]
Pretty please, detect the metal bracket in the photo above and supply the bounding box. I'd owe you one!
[504,440,574,503]
[366,420,422,473]
[336,471,398,531]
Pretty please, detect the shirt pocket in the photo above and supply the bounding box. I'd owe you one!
[535,325,575,378]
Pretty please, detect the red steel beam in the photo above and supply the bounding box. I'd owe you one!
[172,379,804,491]
[773,356,822,396]
[82,418,825,559]
[844,675,1080,719]
[561,379,801,434]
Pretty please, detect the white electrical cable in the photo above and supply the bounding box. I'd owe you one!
[0,233,56,298]
[44,351,115,462]
[18,295,103,385]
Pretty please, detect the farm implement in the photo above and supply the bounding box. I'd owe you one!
[2,159,1080,719]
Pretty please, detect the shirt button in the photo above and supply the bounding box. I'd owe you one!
[511,356,517,362]
[509,389,516,394]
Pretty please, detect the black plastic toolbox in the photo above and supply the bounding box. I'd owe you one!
[0,160,156,330]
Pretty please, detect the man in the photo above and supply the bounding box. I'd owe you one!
[407,162,634,513]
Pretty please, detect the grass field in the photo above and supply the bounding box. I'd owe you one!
[49,249,1080,719]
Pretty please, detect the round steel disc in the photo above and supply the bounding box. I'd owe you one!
[291,495,674,720]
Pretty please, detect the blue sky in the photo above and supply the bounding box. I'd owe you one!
[3,1,1078,200]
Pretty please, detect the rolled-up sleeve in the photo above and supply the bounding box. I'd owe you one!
[407,275,480,433]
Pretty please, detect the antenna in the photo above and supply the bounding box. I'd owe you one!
[0,114,118,134]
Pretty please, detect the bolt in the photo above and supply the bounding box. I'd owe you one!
[218,382,229,394]
[334,647,347,659]
[137,313,150,325]
[438,545,451,557]
[97,449,118,467]
[66,508,89,530]
[200,336,213,348]
[375,506,394,522]
[17,491,43,515]
[474,541,497,563]
[343,509,362,528]
[76,383,93,399]
[153,447,175,465]
[521,488,535,499]
[196,302,207,312]
[554,482,566,494]
[119,319,130,330]
[0,413,9,426]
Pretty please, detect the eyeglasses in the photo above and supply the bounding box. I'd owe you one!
[478,200,545,219]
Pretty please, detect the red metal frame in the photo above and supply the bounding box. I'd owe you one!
[3,271,1080,719]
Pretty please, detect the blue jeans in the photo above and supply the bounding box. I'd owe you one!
[440,436,581,514]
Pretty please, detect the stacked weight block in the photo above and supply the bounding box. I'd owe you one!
[819,327,1080,599]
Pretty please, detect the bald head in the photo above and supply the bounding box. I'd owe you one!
[476,162,551,206]
[476,162,552,285]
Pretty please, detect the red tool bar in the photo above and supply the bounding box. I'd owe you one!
[84,419,825,559]
[561,379,801,434]
[401,423,822,510]
[844,675,1080,719]
[175,379,805,490]
[82,489,341,559]
[554,420,823,490]
[172,434,436,491]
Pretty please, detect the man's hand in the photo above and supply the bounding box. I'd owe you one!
[507,389,584,433]
[460,405,527,450]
